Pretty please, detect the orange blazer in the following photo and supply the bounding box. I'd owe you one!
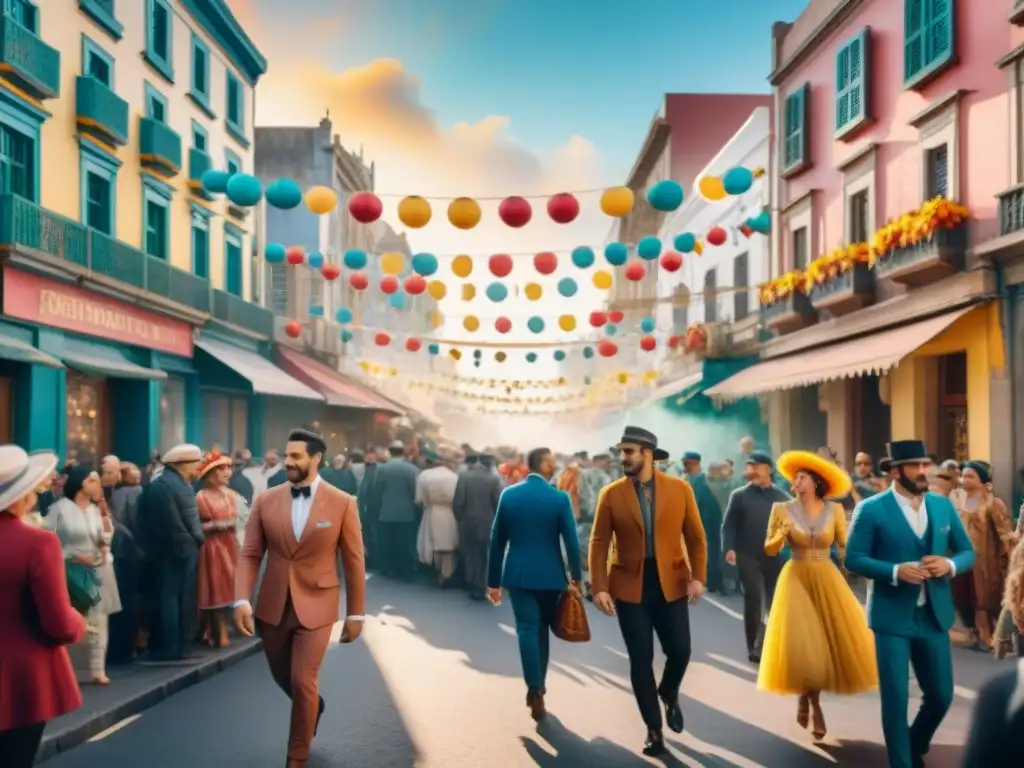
[588,472,707,604]
[236,481,366,629]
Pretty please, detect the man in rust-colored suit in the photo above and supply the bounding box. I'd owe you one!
[235,428,366,768]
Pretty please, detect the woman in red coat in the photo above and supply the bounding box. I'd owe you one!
[0,445,87,767]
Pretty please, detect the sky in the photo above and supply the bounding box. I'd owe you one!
[226,0,809,431]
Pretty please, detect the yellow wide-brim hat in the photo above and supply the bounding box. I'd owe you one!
[776,450,853,499]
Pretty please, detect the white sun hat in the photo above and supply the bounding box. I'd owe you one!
[0,445,58,512]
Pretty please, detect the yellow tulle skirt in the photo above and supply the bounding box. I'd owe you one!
[757,559,879,695]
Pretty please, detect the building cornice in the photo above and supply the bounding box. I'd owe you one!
[624,113,670,188]
[769,0,867,87]
[181,0,268,86]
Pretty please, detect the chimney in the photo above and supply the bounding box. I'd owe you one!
[770,22,792,74]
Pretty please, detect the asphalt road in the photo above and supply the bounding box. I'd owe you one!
[45,576,996,767]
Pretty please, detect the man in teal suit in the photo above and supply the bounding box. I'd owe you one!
[846,440,975,768]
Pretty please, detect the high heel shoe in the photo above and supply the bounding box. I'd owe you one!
[796,694,810,729]
[525,688,547,721]
[810,695,827,741]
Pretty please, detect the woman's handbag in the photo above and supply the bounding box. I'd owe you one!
[66,560,101,616]
[553,583,591,643]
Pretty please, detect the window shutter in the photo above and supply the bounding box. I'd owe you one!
[835,47,851,131]
[928,0,952,67]
[784,84,808,170]
[837,29,870,134]
[904,0,924,82]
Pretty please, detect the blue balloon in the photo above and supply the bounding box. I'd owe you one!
[640,316,655,333]
[340,330,354,343]
[265,178,302,209]
[604,242,628,266]
[473,360,481,368]
[525,352,537,363]
[265,242,286,264]
[747,211,771,234]
[604,323,618,336]
[225,173,263,206]
[722,167,754,196]
[647,180,683,212]
[527,316,545,334]
[557,277,578,298]
[571,246,595,269]
[335,307,353,324]
[343,249,367,269]
[201,169,230,194]
[473,348,482,358]
[388,291,406,310]
[553,350,566,361]
[307,251,324,269]
[427,343,440,355]
[308,305,324,317]
[637,237,661,261]
[411,252,439,276]
[674,232,696,253]
[583,346,594,359]
[485,282,508,302]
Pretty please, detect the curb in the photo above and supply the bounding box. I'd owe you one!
[37,639,263,763]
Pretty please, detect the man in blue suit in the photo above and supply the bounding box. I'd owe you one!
[846,440,975,768]
[486,446,582,722]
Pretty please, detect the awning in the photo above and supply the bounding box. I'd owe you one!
[0,333,63,369]
[642,371,702,407]
[276,346,401,414]
[705,305,975,400]
[62,344,166,381]
[195,338,323,401]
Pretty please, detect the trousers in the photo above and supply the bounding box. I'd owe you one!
[152,549,198,660]
[460,525,489,593]
[0,722,45,768]
[508,588,562,690]
[377,521,417,579]
[736,554,783,653]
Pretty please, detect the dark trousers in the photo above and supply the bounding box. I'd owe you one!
[108,556,140,664]
[359,507,378,569]
[508,588,562,690]
[736,554,783,654]
[151,549,198,660]
[0,721,45,768]
[705,532,723,593]
[377,521,417,579]
[460,526,489,593]
[616,560,692,730]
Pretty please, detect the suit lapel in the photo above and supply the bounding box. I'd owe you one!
[275,489,299,557]
[622,479,644,533]
[924,494,940,554]
[880,490,920,550]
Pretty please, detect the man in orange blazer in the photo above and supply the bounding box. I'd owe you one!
[234,428,366,768]
[589,426,707,758]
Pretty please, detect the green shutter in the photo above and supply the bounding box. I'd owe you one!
[928,0,953,67]
[904,0,924,82]
[784,84,808,170]
[904,0,955,87]
[836,29,870,134]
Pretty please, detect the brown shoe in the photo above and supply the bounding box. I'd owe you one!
[526,688,547,721]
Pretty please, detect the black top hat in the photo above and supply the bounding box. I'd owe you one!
[883,440,930,467]
[618,426,669,461]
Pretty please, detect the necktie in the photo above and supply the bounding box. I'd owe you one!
[291,486,311,499]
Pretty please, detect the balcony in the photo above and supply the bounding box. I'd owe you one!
[0,16,60,100]
[762,291,816,335]
[139,117,182,176]
[873,227,966,288]
[188,147,213,200]
[808,265,875,316]
[75,76,128,146]
[212,288,273,338]
[0,194,210,315]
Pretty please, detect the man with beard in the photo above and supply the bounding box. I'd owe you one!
[234,428,366,768]
[453,453,501,600]
[846,440,975,768]
[589,427,706,757]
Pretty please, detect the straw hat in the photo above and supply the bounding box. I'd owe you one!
[196,452,232,479]
[0,445,58,512]
[776,450,853,499]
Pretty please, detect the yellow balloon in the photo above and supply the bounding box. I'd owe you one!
[380,251,405,276]
[451,254,473,278]
[461,283,476,301]
[592,269,613,290]
[463,315,480,332]
[447,197,481,230]
[694,240,704,255]
[558,314,576,332]
[600,186,635,217]
[427,280,447,300]
[398,195,432,228]
[449,348,462,360]
[617,372,629,384]
[697,175,727,202]
[495,351,507,363]
[524,283,542,301]
[429,311,442,328]
[304,185,338,214]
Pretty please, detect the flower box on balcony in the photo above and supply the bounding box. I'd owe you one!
[762,291,816,334]
[808,264,874,315]
[873,226,966,288]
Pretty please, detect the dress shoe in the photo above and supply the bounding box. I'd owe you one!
[660,693,684,734]
[642,728,667,756]
[748,651,760,663]
[525,688,547,721]
[314,696,325,736]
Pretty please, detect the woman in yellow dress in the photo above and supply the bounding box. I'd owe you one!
[757,450,878,741]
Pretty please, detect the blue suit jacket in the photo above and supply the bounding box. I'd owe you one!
[846,488,975,637]
[487,475,583,591]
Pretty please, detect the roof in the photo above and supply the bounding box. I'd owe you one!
[275,346,403,414]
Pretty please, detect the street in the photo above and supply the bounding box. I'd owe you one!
[45,575,988,767]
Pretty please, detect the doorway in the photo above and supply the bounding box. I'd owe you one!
[938,352,968,461]
[852,375,891,463]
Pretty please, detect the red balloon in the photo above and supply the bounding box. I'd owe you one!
[533,251,558,275]
[640,335,657,352]
[608,310,624,324]
[348,192,382,223]
[320,263,341,280]
[488,253,513,278]
[284,320,302,338]
[405,338,421,352]
[498,196,532,228]
[707,226,727,246]
[668,334,682,349]
[624,260,646,282]
[286,246,305,265]
[547,193,579,224]
[404,274,427,295]
[374,332,390,347]
[349,271,368,291]
[379,275,399,294]
[589,311,607,328]
[597,340,618,358]
[660,250,683,272]
[494,316,512,334]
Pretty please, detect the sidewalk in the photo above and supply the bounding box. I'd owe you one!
[38,638,262,763]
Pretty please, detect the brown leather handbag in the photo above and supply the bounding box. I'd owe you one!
[553,583,591,643]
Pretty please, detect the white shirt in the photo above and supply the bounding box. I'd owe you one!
[243,464,283,495]
[888,486,956,605]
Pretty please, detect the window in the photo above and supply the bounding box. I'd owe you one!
[225,71,246,144]
[703,269,717,323]
[783,83,809,172]
[85,173,112,234]
[0,125,35,201]
[145,83,167,122]
[792,226,809,270]
[79,0,123,42]
[849,189,869,242]
[159,374,186,451]
[225,225,243,296]
[733,252,749,321]
[189,34,214,116]
[145,199,168,259]
[191,121,207,152]
[81,36,114,88]
[6,0,37,32]
[904,0,955,88]
[836,29,870,136]
[191,208,209,278]
[225,149,241,177]
[144,0,174,82]
[926,144,949,198]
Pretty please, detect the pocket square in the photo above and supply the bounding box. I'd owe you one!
[315,520,333,529]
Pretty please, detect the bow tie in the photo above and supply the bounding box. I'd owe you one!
[291,486,311,499]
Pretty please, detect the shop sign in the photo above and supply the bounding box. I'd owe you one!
[2,267,193,357]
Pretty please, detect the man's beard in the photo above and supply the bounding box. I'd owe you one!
[622,462,640,477]
[896,468,927,496]
[286,464,310,483]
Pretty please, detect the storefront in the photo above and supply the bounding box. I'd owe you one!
[0,266,194,464]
